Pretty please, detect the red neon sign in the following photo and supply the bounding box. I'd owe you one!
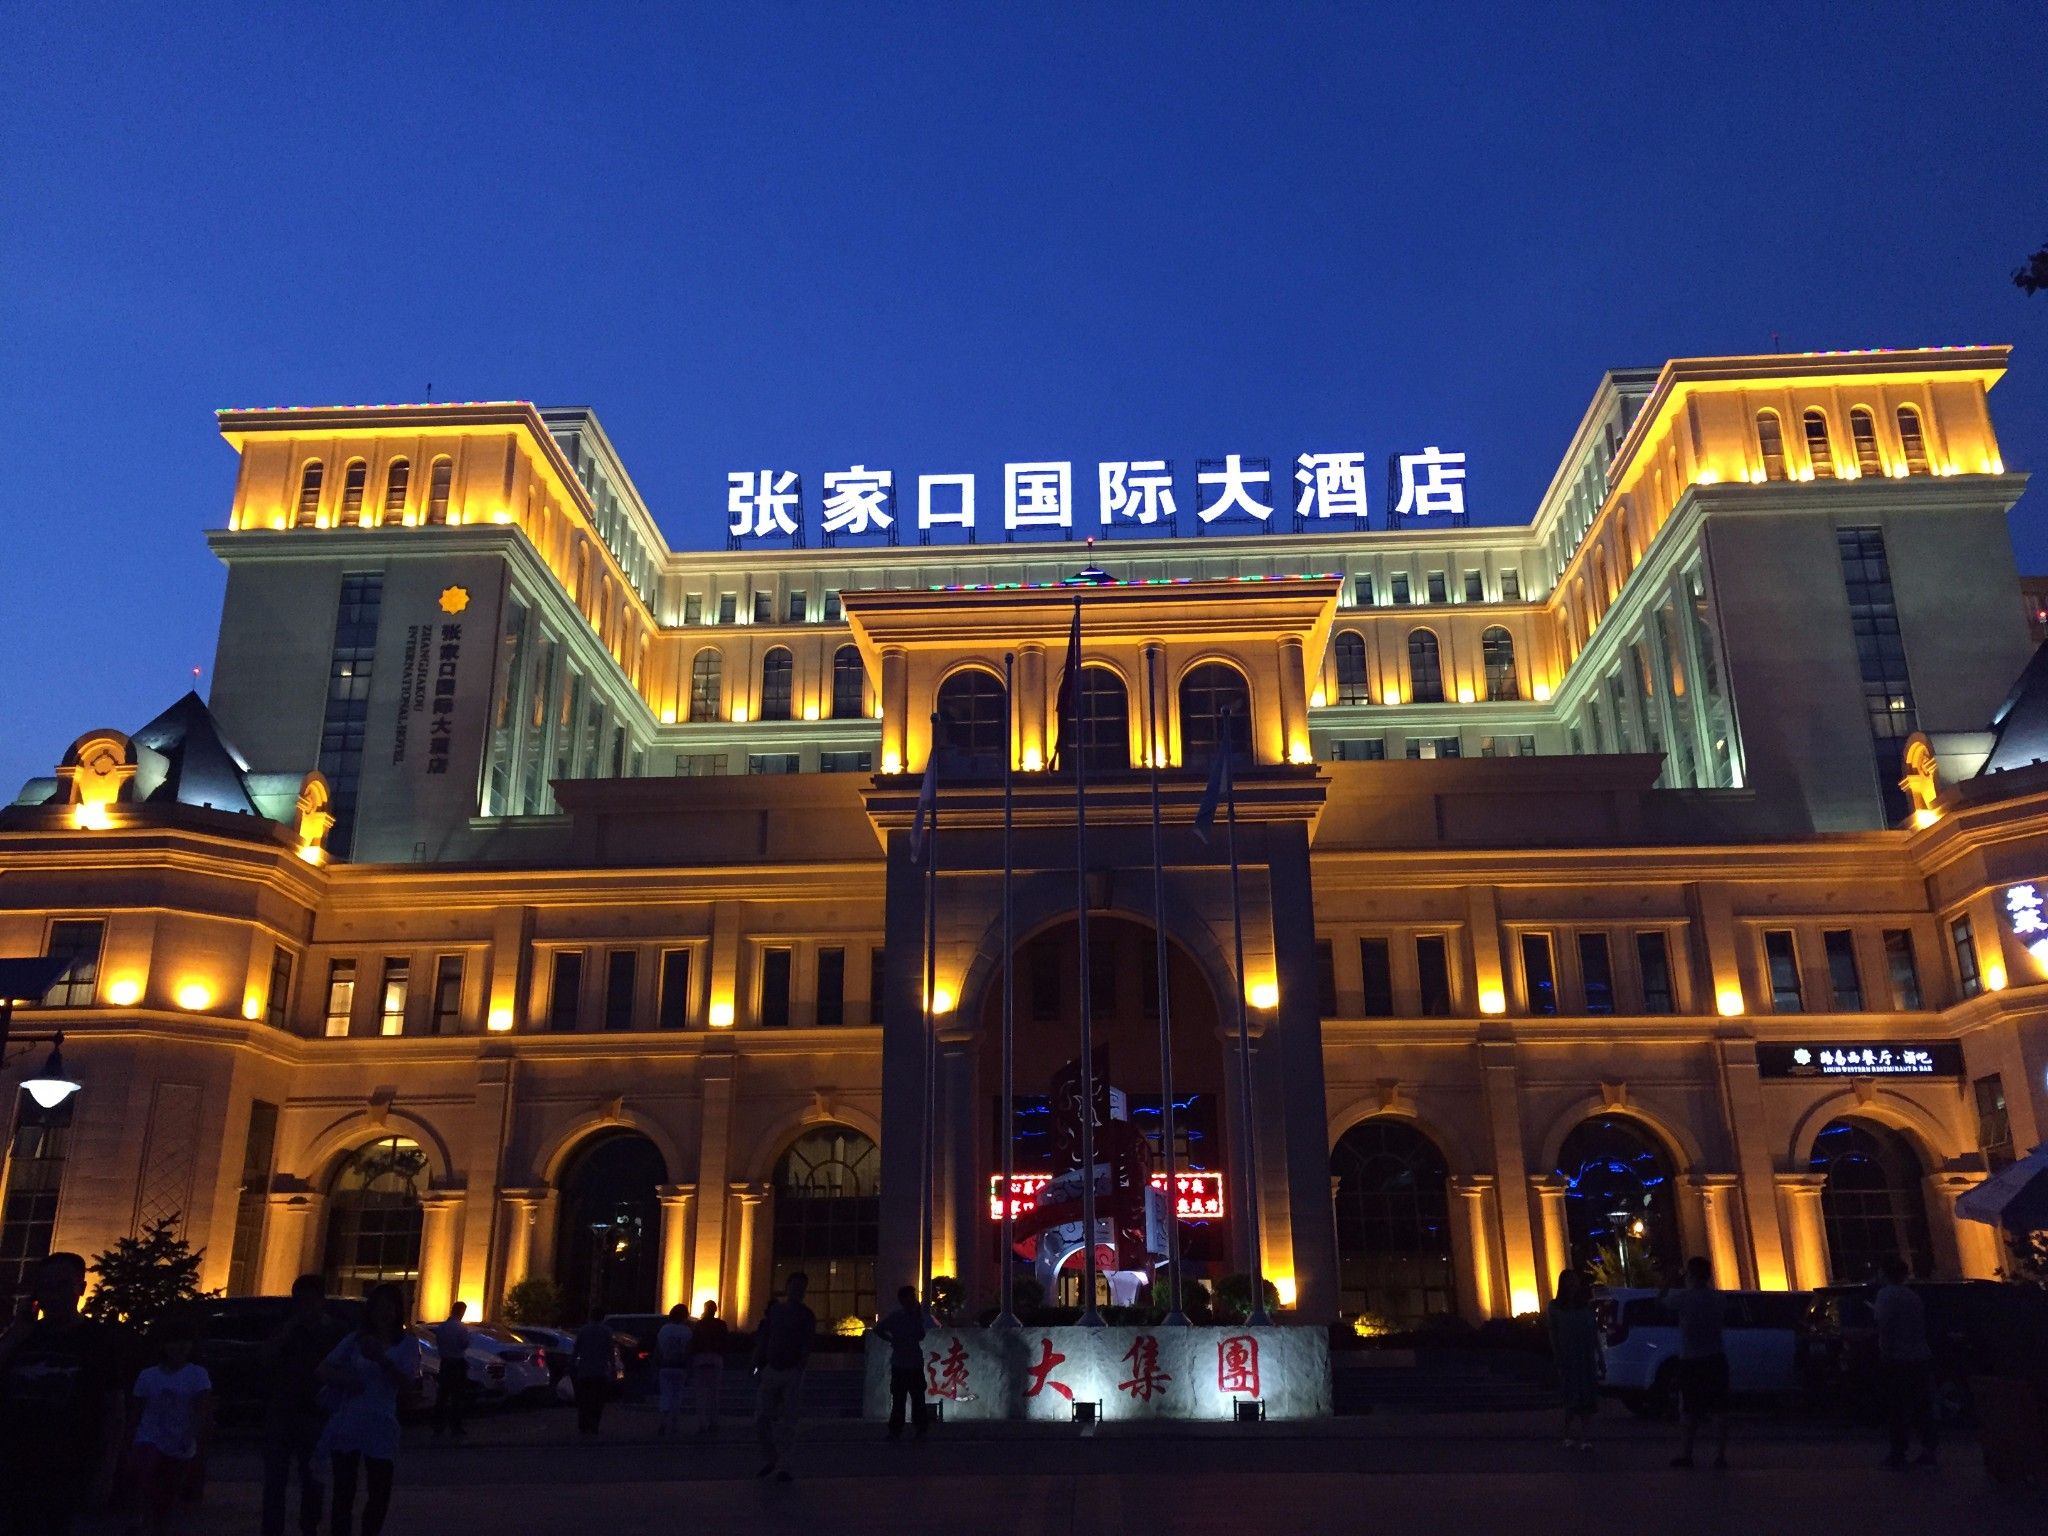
[987,1172,1225,1222]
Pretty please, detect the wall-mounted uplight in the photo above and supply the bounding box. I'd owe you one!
[1286,741,1313,766]
[1309,686,1327,708]
[175,982,213,1012]
[242,996,263,1021]
[1247,980,1279,1011]
[1477,988,1506,1016]
[707,999,735,1029]
[487,1006,515,1032]
[105,977,143,1007]
[730,705,749,724]
[72,802,111,831]
[1532,682,1552,703]
[660,709,677,725]
[1381,687,1402,707]
[1715,988,1745,1018]
[1984,960,2009,993]
[1272,1275,1298,1307]
[926,986,956,1015]
[1022,749,1044,773]
[1456,686,1476,705]
[803,705,820,722]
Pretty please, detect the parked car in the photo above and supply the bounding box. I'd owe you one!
[1803,1280,2048,1425]
[502,1324,579,1386]
[465,1323,555,1403]
[194,1295,385,1424]
[602,1313,673,1400]
[1595,1286,1811,1417]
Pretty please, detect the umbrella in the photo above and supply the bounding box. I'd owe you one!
[1956,1146,2048,1229]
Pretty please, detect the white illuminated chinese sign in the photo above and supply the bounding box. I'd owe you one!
[2004,882,2048,969]
[988,1171,1224,1223]
[1761,1042,1960,1078]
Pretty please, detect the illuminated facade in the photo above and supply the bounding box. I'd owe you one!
[3,347,2044,1329]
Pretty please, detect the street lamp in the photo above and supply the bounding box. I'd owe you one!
[21,1039,81,1109]
[0,955,88,1109]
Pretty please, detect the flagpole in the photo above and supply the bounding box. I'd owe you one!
[996,652,1019,1330]
[1145,644,1187,1326]
[921,712,939,1319]
[1222,734,1271,1328]
[1069,600,1104,1328]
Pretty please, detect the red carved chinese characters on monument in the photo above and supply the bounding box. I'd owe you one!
[1117,1334,1173,1403]
[926,1338,972,1402]
[1023,1336,1073,1402]
[1217,1333,1261,1397]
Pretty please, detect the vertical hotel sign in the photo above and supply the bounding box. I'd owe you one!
[392,585,470,775]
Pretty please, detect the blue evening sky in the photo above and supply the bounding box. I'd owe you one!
[3,1,2045,793]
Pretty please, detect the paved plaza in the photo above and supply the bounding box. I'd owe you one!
[98,1403,2038,1536]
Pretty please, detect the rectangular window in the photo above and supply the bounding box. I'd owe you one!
[1334,739,1386,761]
[0,1093,74,1305]
[1355,574,1375,606]
[1479,735,1538,758]
[674,753,729,777]
[1635,932,1674,1014]
[430,954,463,1035]
[225,1099,279,1296]
[548,951,583,1032]
[1315,939,1337,1017]
[1974,1074,2013,1169]
[1521,933,1557,1015]
[787,591,807,623]
[1463,570,1483,602]
[603,950,637,1031]
[1500,570,1521,601]
[1950,917,1981,999]
[820,751,874,773]
[1578,933,1615,1015]
[1391,573,1411,605]
[718,593,737,624]
[40,920,104,1007]
[1359,938,1395,1017]
[825,591,842,622]
[684,594,703,624]
[1416,936,1452,1016]
[377,958,409,1037]
[817,947,846,1027]
[266,946,295,1031]
[753,591,773,623]
[749,753,801,776]
[1822,930,1864,1011]
[1403,736,1462,760]
[658,949,692,1030]
[1427,572,1448,603]
[869,948,886,1027]
[1883,929,1923,1010]
[1836,527,1918,822]
[760,947,792,1028]
[319,574,383,857]
[323,961,356,1038]
[1764,930,1804,1012]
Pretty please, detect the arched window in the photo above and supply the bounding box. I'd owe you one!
[1334,631,1370,706]
[295,461,324,527]
[832,646,865,719]
[1178,662,1252,768]
[1481,627,1520,701]
[1075,665,1130,772]
[1592,546,1613,606]
[1555,1115,1681,1286]
[1803,409,1835,479]
[1406,630,1444,704]
[1895,406,1929,474]
[689,649,722,722]
[772,1126,880,1325]
[1849,408,1882,476]
[322,1136,427,1299]
[1755,411,1787,481]
[427,458,453,524]
[555,1132,667,1319]
[1330,1119,1455,1324]
[759,648,794,722]
[935,667,1007,775]
[339,460,367,525]
[383,458,411,521]
[1810,1118,1933,1282]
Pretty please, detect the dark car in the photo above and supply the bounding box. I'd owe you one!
[194,1295,368,1425]
[601,1313,673,1400]
[1803,1280,2048,1425]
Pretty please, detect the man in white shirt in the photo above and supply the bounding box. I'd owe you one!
[432,1301,472,1438]
[654,1306,694,1437]
[1873,1256,1936,1466]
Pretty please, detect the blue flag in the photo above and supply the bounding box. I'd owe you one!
[1192,743,1230,845]
[1051,601,1082,766]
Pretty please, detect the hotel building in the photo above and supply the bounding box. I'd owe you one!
[3,346,2043,1328]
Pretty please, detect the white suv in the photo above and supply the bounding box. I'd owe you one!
[1595,1287,1809,1417]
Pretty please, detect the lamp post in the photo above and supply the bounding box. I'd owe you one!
[0,956,85,1111]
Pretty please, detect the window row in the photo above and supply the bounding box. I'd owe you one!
[295,457,451,528]
[1328,627,1520,706]
[681,590,845,626]
[1344,567,1524,607]
[538,943,884,1031]
[683,644,871,724]
[1753,404,1933,482]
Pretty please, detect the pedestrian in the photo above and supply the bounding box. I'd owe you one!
[1661,1256,1730,1469]
[260,1274,342,1536]
[753,1272,815,1482]
[1873,1255,1937,1467]
[688,1298,730,1437]
[316,1281,420,1536]
[126,1313,212,1535]
[571,1308,616,1435]
[874,1285,929,1441]
[654,1304,694,1436]
[0,1250,125,1536]
[431,1299,471,1439]
[1547,1269,1599,1451]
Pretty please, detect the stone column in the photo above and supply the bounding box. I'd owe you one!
[497,1187,547,1301]
[1924,1171,1999,1279]
[938,1031,980,1302]
[881,646,910,774]
[1276,636,1309,764]
[1528,1175,1570,1300]
[1264,821,1340,1320]
[691,1054,737,1308]
[257,1190,324,1296]
[1475,1040,1541,1315]
[415,1190,467,1320]
[1775,1173,1831,1291]
[657,1184,696,1311]
[877,841,932,1299]
[731,1185,768,1325]
[1713,1037,1792,1289]
[1687,1173,1744,1290]
[1017,644,1047,770]
[1450,1174,1500,1321]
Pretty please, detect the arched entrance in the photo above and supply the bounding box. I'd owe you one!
[1555,1115,1681,1285]
[1330,1119,1455,1324]
[556,1131,667,1319]
[771,1126,880,1325]
[323,1135,427,1300]
[1810,1117,1934,1281]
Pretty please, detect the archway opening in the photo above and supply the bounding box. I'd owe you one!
[323,1135,427,1301]
[1810,1117,1933,1281]
[1331,1118,1455,1325]
[1556,1114,1681,1286]
[771,1126,880,1326]
[556,1131,667,1319]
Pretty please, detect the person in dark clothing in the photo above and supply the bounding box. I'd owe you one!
[260,1274,343,1536]
[874,1285,929,1441]
[0,1251,125,1536]
[753,1273,815,1481]
[1873,1256,1937,1466]
[687,1299,731,1437]
[571,1310,615,1435]
[432,1300,472,1438]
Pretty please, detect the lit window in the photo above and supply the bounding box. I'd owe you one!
[1481,627,1519,701]
[427,458,452,523]
[1406,630,1443,704]
[689,650,722,722]
[1334,632,1369,705]
[377,958,409,1037]
[833,646,865,718]
[1755,412,1786,481]
[339,461,367,524]
[296,461,324,526]
[382,459,410,520]
[1849,409,1882,476]
[1764,930,1803,1012]
[1802,410,1834,479]
[323,960,356,1038]
[1896,406,1929,474]
[760,648,794,721]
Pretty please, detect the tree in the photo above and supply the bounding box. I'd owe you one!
[2017,243,2048,296]
[503,1276,565,1325]
[84,1216,207,1333]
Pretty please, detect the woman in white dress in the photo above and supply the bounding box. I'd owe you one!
[316,1283,419,1536]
